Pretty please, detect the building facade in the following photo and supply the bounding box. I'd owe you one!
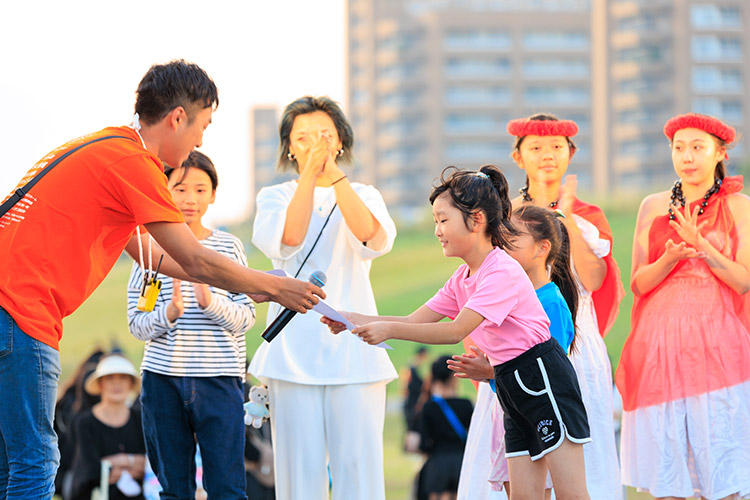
[345,0,749,211]
[609,0,749,187]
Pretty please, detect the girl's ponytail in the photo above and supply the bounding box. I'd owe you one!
[550,219,579,353]
[479,165,515,234]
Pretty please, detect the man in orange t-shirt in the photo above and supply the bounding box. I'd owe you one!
[0,60,324,498]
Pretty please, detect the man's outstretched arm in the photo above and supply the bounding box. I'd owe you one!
[124,222,324,313]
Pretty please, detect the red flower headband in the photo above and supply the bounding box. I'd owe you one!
[663,113,736,143]
[506,119,579,138]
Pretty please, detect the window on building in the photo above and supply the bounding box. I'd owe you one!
[692,98,743,121]
[523,59,589,78]
[691,4,741,29]
[444,86,511,105]
[692,36,742,61]
[353,90,369,104]
[379,62,419,78]
[380,118,421,135]
[444,58,511,77]
[619,139,661,158]
[379,90,420,106]
[692,67,742,93]
[617,76,661,93]
[564,114,590,132]
[523,32,588,51]
[444,114,508,134]
[445,141,510,162]
[615,13,658,32]
[380,146,422,164]
[617,108,669,125]
[443,30,511,51]
[524,86,589,106]
[378,31,422,52]
[616,45,666,63]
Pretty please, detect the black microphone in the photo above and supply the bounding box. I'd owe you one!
[261,270,327,343]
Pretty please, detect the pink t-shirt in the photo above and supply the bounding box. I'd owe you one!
[425,247,550,365]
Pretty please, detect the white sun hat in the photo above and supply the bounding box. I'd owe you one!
[84,355,140,396]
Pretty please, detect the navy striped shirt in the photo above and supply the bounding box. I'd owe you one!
[127,230,255,378]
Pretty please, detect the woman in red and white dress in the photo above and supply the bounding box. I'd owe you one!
[616,113,750,500]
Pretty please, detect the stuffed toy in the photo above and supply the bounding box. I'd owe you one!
[244,385,270,428]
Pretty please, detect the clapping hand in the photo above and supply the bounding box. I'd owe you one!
[664,238,706,263]
[446,346,494,381]
[557,174,578,215]
[166,279,184,322]
[192,282,212,309]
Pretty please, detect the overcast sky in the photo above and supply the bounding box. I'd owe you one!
[0,0,346,225]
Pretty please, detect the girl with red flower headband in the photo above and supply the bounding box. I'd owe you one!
[508,113,625,499]
[615,113,750,499]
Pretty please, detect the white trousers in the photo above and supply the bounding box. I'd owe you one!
[267,378,387,500]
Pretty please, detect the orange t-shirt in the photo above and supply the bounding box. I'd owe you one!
[0,126,184,350]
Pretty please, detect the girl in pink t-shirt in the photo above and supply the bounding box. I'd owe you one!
[324,165,591,499]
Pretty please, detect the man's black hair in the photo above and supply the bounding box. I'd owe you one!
[135,59,218,125]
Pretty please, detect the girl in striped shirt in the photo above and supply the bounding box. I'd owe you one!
[127,151,255,499]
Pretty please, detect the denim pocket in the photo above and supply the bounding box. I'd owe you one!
[0,308,13,359]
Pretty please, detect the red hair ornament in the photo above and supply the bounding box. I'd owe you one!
[663,113,736,143]
[506,119,579,138]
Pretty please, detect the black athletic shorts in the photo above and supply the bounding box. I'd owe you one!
[493,338,591,460]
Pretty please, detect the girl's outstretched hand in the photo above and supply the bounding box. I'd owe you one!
[321,316,347,334]
[352,322,392,345]
[446,346,494,381]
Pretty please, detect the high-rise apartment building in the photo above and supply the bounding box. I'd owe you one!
[347,0,603,212]
[346,0,748,211]
[250,106,296,213]
[610,0,749,186]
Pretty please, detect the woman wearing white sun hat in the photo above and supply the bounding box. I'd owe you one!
[70,355,147,500]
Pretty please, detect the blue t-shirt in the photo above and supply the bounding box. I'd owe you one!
[535,282,574,353]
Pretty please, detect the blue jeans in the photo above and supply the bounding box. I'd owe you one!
[0,307,61,499]
[140,372,247,500]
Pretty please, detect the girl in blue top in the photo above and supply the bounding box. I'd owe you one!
[449,204,580,499]
[508,205,577,353]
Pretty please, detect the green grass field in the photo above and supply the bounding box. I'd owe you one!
[56,202,659,499]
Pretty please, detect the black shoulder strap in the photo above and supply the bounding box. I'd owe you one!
[0,135,135,218]
[293,203,338,278]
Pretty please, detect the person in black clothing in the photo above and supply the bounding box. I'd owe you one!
[416,355,473,500]
[403,346,429,432]
[70,355,146,500]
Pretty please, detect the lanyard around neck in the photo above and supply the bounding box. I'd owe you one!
[136,226,153,280]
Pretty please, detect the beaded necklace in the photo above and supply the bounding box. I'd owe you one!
[519,186,558,209]
[668,177,722,220]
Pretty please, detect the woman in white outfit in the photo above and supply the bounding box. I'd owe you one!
[249,96,397,500]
